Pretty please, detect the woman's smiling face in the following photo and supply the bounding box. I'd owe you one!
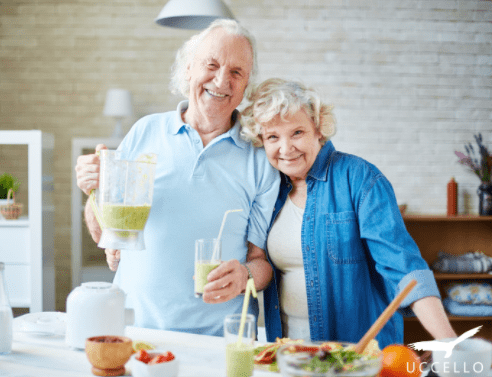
[261,109,323,181]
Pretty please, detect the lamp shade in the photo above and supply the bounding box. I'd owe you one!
[155,0,235,30]
[103,89,133,118]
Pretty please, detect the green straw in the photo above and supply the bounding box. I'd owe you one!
[237,278,257,347]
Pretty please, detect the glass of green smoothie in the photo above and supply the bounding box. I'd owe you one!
[224,313,256,377]
[194,238,221,298]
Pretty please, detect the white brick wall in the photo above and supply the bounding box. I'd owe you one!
[234,0,492,215]
[0,0,490,309]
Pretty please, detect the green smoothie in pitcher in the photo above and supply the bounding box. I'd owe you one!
[194,261,220,297]
[101,204,151,230]
[226,342,254,377]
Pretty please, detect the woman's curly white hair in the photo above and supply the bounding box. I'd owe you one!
[240,78,336,147]
[169,19,258,99]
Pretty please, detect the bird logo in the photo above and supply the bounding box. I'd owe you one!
[408,326,482,358]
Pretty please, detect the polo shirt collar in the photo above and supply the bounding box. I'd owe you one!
[169,101,189,135]
[171,100,247,149]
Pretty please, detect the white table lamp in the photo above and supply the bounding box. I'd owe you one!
[155,0,235,30]
[103,89,133,138]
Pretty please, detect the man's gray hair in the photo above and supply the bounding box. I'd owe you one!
[169,19,258,99]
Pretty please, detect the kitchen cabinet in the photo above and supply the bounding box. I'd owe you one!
[71,137,122,289]
[0,131,54,312]
[402,215,492,344]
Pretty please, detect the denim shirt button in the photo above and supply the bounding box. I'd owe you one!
[275,305,278,309]
[314,316,317,322]
[310,280,314,287]
[306,246,310,251]
[307,216,310,221]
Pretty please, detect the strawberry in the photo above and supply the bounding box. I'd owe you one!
[135,349,152,364]
[148,351,175,364]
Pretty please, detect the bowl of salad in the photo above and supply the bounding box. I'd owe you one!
[276,342,382,377]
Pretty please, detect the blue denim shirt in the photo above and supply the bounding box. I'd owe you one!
[263,141,440,349]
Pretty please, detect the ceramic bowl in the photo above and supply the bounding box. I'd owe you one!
[85,335,133,376]
[130,349,179,377]
[276,342,381,377]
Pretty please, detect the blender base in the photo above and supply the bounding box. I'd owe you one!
[98,229,145,250]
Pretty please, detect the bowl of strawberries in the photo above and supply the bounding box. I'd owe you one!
[130,349,179,377]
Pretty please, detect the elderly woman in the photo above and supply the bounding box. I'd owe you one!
[240,78,456,348]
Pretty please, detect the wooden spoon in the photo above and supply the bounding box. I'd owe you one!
[354,279,417,354]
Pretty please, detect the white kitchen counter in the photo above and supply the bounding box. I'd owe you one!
[0,325,277,377]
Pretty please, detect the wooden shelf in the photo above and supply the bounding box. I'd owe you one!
[403,215,492,221]
[403,218,492,261]
[404,315,492,322]
[434,273,492,280]
[402,215,492,344]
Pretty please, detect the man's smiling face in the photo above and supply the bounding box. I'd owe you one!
[186,28,253,122]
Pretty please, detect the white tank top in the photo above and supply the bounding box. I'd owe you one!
[267,196,311,341]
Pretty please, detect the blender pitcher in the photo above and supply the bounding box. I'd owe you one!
[89,150,157,250]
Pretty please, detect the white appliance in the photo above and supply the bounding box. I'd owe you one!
[65,282,134,349]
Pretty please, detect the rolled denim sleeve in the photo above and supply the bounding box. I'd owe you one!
[398,269,441,308]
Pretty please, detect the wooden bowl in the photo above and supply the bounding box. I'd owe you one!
[85,335,133,376]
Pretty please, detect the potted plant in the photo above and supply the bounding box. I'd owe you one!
[0,173,23,220]
[0,173,21,200]
[455,133,492,215]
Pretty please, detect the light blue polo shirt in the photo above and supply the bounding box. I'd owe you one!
[113,101,280,336]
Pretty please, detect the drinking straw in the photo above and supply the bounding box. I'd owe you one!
[237,278,257,347]
[211,209,243,261]
[354,279,417,354]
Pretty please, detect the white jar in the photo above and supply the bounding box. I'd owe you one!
[65,282,134,349]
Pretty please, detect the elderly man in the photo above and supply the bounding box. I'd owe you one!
[75,19,280,336]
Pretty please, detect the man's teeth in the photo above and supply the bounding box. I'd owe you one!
[207,90,226,98]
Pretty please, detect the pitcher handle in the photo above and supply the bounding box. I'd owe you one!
[89,189,105,229]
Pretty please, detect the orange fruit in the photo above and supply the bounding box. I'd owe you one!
[380,344,421,377]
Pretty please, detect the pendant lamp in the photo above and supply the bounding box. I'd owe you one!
[155,0,235,30]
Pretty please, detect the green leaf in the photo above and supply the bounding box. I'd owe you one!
[0,173,21,199]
